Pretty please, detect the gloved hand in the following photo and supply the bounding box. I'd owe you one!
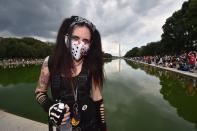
[48,102,70,127]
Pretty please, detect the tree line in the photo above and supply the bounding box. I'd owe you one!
[0,37,54,59]
[125,0,197,57]
[0,37,112,59]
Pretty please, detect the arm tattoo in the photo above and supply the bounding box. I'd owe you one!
[36,57,50,91]
[35,57,54,112]
[40,71,49,86]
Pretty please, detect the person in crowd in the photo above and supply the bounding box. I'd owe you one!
[188,51,196,72]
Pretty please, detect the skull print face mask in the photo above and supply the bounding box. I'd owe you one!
[71,40,90,61]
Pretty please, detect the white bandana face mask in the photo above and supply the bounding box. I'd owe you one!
[71,40,90,60]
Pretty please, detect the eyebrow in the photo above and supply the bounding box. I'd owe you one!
[71,35,90,41]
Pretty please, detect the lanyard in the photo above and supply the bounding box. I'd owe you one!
[72,77,78,102]
[71,77,81,127]
[73,86,78,102]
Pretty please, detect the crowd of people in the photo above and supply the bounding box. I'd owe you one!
[131,51,197,73]
[0,58,43,68]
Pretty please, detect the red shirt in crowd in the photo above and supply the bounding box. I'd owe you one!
[188,53,196,65]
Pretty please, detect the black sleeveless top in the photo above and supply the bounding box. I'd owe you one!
[48,56,98,130]
[48,56,92,103]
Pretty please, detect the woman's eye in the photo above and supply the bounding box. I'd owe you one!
[83,39,90,44]
[71,36,79,41]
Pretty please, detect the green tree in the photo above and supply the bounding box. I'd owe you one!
[125,47,140,57]
[0,37,54,59]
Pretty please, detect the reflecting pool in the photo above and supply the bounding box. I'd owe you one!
[0,59,197,131]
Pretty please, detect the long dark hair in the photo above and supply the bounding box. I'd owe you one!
[50,16,104,89]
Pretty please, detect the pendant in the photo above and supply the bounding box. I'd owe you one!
[71,103,80,126]
[71,117,80,126]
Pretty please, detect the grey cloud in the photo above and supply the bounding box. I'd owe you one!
[0,0,72,39]
[102,17,141,38]
[91,1,144,41]
[132,0,161,15]
[115,0,162,16]
[0,0,163,40]
[73,0,88,16]
[117,0,132,10]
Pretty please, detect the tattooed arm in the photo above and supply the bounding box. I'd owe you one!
[35,56,54,112]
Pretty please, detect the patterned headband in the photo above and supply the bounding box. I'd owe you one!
[70,16,96,32]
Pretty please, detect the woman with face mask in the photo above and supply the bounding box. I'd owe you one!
[35,16,107,131]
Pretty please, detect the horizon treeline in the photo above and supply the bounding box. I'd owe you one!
[0,37,54,59]
[0,37,112,59]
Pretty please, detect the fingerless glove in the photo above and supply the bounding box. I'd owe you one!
[35,92,54,112]
[94,99,107,131]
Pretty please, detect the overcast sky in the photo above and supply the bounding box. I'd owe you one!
[0,0,187,56]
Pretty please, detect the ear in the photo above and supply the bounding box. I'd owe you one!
[65,34,69,48]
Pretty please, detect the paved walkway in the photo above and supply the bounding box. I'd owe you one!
[0,110,48,131]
